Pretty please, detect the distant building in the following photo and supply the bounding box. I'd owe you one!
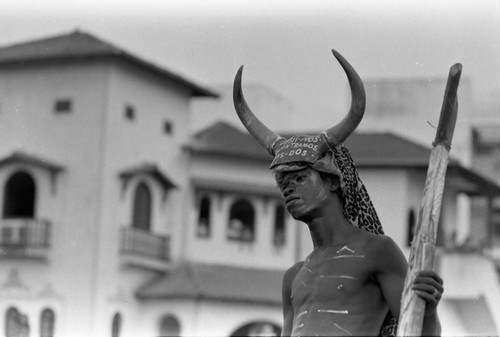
[0,31,499,337]
[471,125,500,256]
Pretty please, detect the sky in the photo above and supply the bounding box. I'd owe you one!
[1,0,499,130]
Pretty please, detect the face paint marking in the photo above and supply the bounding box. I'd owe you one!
[303,266,313,273]
[336,245,355,254]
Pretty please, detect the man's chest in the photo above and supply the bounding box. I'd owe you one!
[291,245,376,307]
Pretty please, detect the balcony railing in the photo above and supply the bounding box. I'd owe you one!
[0,218,51,258]
[120,227,170,262]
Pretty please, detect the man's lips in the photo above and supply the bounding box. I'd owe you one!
[285,195,300,204]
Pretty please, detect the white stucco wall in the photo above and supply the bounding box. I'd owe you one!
[438,253,500,336]
[0,58,200,337]
[0,60,111,336]
[358,168,412,248]
[188,155,297,269]
[134,299,282,337]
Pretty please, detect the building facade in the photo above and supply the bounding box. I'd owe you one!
[0,31,499,337]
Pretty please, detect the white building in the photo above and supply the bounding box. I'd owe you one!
[0,30,499,337]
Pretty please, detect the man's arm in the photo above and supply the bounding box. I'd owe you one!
[281,262,301,337]
[371,235,442,336]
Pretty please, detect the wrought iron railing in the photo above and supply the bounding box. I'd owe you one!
[120,227,170,261]
[0,218,51,259]
[0,218,51,248]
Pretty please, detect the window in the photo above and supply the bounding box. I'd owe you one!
[111,313,122,337]
[3,171,36,218]
[124,105,135,121]
[132,182,152,231]
[228,199,255,242]
[273,204,286,247]
[54,99,72,113]
[197,196,211,238]
[40,308,55,337]
[231,321,280,337]
[163,120,173,135]
[5,307,29,337]
[159,315,180,337]
[407,209,416,247]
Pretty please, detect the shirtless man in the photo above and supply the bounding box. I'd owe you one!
[233,50,443,336]
[275,159,442,336]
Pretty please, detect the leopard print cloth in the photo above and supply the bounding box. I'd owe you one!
[331,143,398,337]
[331,144,384,234]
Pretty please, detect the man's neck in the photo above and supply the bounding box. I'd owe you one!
[307,205,356,250]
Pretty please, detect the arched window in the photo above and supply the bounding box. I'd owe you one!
[407,209,416,247]
[228,199,255,242]
[159,315,180,337]
[3,171,36,218]
[111,312,122,337]
[5,307,18,337]
[40,308,55,337]
[197,196,211,238]
[132,182,152,231]
[273,204,286,247]
[5,306,29,337]
[231,321,281,337]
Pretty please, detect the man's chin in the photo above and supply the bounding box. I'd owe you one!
[287,207,309,222]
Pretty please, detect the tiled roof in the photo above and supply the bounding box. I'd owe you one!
[344,132,438,167]
[187,121,435,166]
[187,121,500,196]
[188,121,272,161]
[0,30,217,97]
[136,263,283,305]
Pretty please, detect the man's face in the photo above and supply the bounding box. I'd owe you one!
[277,167,332,221]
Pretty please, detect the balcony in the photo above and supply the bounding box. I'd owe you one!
[0,218,51,260]
[120,227,171,271]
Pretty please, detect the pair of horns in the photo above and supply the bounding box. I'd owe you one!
[233,49,366,155]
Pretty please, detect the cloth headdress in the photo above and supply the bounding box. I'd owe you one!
[271,134,384,235]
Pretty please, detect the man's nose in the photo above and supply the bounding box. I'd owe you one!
[283,184,295,197]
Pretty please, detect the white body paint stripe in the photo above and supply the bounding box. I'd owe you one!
[328,254,365,259]
[296,310,308,319]
[336,245,355,254]
[317,309,349,314]
[319,275,357,280]
[334,323,353,335]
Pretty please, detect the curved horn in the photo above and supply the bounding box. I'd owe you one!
[325,49,366,145]
[233,65,283,155]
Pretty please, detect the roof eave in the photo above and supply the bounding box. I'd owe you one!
[0,51,219,99]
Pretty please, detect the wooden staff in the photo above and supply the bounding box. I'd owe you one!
[397,63,462,336]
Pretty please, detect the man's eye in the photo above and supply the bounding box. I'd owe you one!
[296,176,306,182]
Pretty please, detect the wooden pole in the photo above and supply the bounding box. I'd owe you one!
[397,63,462,336]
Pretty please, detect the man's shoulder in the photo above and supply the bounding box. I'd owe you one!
[283,261,304,283]
[286,261,304,275]
[363,233,402,254]
[351,229,396,249]
[365,234,408,271]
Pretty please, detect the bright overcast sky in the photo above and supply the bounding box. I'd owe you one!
[1,0,499,129]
